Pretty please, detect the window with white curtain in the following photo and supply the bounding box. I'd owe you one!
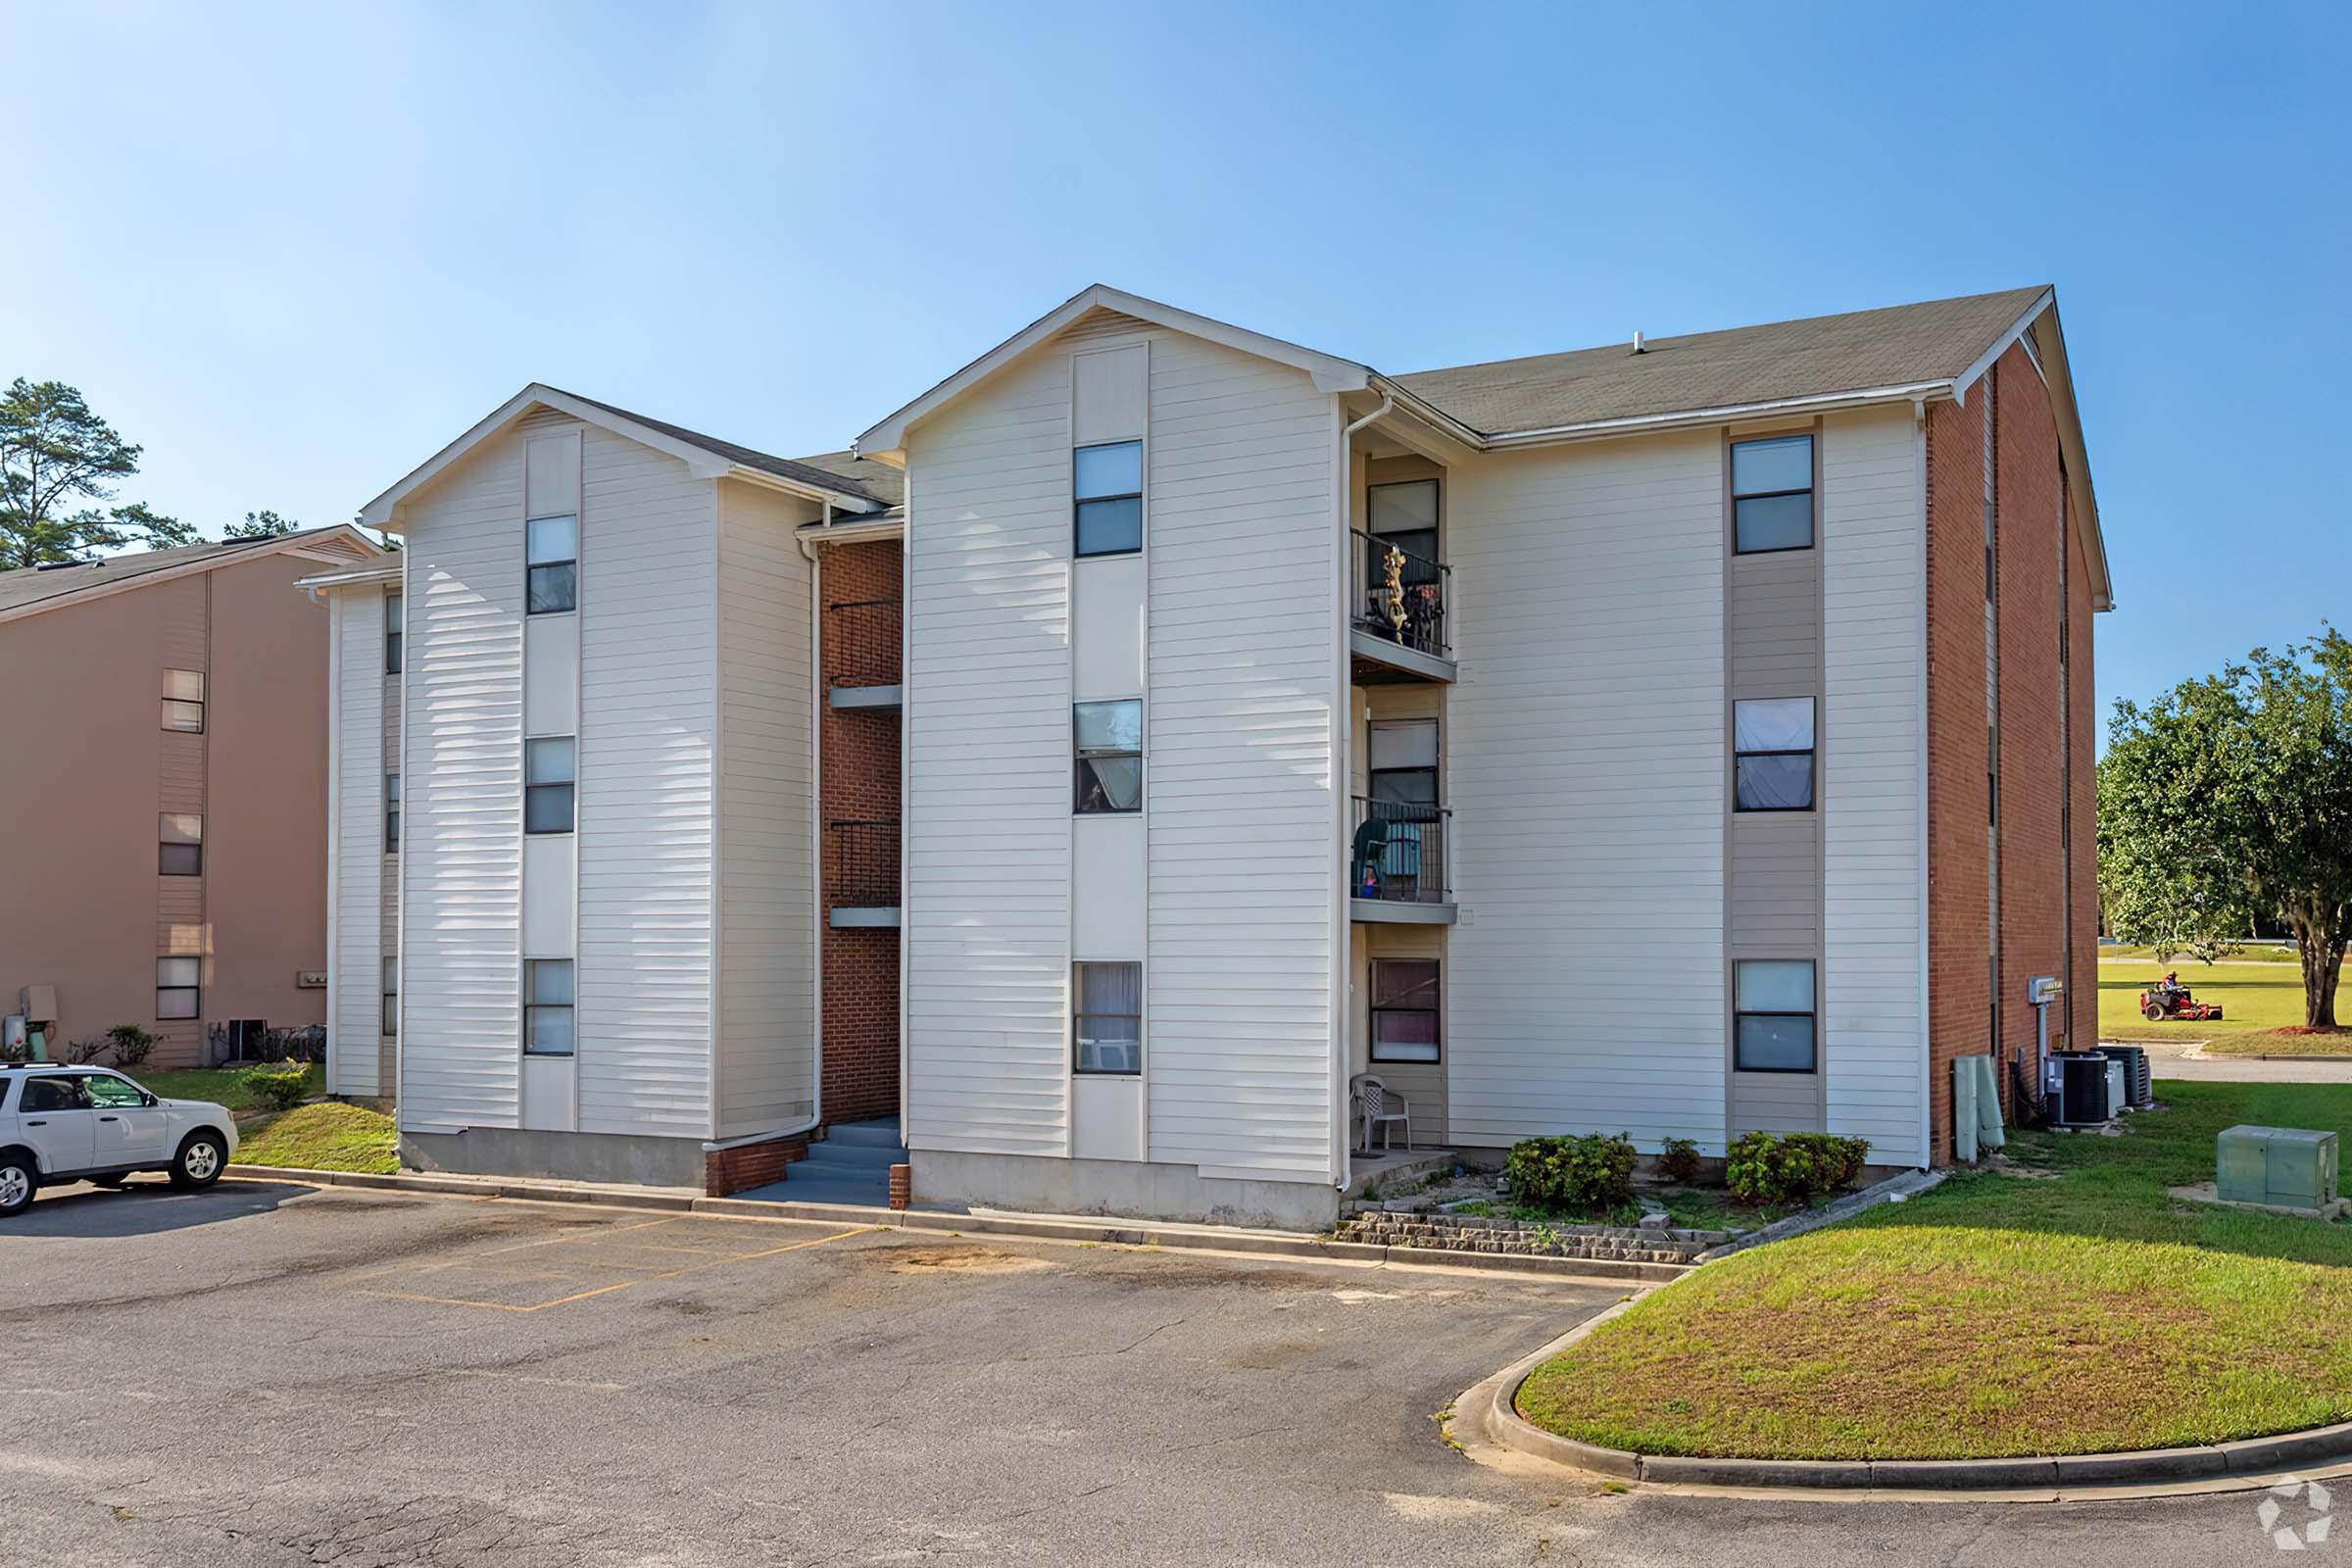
[1734,697,1815,811]
[1073,961,1142,1075]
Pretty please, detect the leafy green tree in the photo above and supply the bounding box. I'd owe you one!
[2097,629,2352,1028]
[223,509,298,539]
[0,378,197,567]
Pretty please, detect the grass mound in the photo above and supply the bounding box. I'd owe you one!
[232,1102,398,1175]
[1516,1082,2352,1461]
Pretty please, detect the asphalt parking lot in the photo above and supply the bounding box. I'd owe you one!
[0,1180,2318,1566]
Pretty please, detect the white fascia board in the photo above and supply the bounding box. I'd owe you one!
[359,384,880,528]
[1949,288,2056,409]
[854,283,1373,458]
[295,563,405,593]
[1475,380,1958,449]
[795,516,906,547]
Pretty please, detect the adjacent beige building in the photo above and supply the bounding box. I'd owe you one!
[0,527,382,1066]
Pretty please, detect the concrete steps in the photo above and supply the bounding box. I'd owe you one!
[774,1116,905,1205]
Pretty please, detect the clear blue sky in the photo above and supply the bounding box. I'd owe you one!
[5,2,2345,724]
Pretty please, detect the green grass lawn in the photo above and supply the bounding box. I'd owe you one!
[1516,1081,2352,1461]
[132,1063,325,1113]
[231,1102,398,1174]
[2096,957,2346,1045]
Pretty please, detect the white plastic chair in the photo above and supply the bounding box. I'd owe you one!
[1350,1073,1411,1153]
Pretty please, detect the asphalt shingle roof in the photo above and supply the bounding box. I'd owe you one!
[556,390,904,508]
[1395,286,2047,435]
[0,527,360,615]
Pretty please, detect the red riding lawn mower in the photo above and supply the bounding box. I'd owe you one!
[2140,972,2225,1023]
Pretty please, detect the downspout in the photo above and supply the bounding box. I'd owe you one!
[1331,395,1393,1195]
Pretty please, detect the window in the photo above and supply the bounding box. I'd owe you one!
[384,591,404,673]
[523,959,574,1055]
[1367,479,1441,576]
[1731,434,1814,553]
[19,1076,85,1113]
[385,773,400,853]
[85,1074,148,1109]
[1072,961,1141,1074]
[382,956,398,1038]
[524,738,575,833]
[1073,700,1142,814]
[1371,959,1441,1063]
[156,957,200,1021]
[161,668,206,733]
[527,514,578,613]
[1735,959,1816,1072]
[159,813,203,876]
[1368,720,1439,808]
[1734,697,1815,811]
[1073,440,1143,557]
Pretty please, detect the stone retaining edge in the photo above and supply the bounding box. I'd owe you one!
[223,1167,1677,1283]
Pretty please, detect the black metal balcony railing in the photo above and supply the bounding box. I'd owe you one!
[825,597,904,688]
[1348,529,1451,661]
[825,818,901,907]
[1348,796,1450,905]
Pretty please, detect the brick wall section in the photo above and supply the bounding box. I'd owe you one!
[705,1132,808,1196]
[1993,344,2071,1114]
[819,538,903,1125]
[1925,344,2089,1160]
[1925,391,1991,1163]
[2069,518,2100,1050]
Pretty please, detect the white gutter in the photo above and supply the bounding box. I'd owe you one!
[1330,395,1393,1196]
[1476,380,1956,449]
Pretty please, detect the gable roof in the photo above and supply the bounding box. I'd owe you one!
[0,525,382,624]
[1397,286,2051,437]
[359,384,890,528]
[558,393,903,509]
[854,284,1384,459]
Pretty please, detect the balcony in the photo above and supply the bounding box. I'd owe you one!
[1348,529,1454,684]
[825,817,901,927]
[1348,796,1454,924]
[826,597,903,710]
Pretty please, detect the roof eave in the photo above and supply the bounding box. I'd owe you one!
[1471,380,1960,449]
[855,283,1373,460]
[0,525,383,626]
[360,384,882,530]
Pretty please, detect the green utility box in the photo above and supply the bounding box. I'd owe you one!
[2217,1125,2339,1210]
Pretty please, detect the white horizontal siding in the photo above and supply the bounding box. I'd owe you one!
[1822,406,1927,1165]
[328,587,384,1098]
[715,479,817,1137]
[904,330,1074,1158]
[1444,432,1727,1150]
[574,422,716,1139]
[1144,331,1338,1183]
[400,437,525,1134]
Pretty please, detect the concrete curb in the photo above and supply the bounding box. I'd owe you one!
[1694,1167,1945,1262]
[1468,1303,2352,1492]
[222,1166,1668,1285]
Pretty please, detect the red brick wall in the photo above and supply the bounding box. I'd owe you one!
[1925,345,2087,1159]
[1993,345,2071,1111]
[705,1132,808,1197]
[819,539,903,1125]
[1925,391,1991,1164]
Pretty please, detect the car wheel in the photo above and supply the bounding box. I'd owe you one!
[170,1132,227,1191]
[0,1152,35,1217]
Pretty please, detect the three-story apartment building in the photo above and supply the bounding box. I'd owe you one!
[322,284,2107,1226]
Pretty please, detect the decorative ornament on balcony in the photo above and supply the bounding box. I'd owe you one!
[1380,544,1407,633]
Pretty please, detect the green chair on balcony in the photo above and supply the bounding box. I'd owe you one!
[1349,815,1390,900]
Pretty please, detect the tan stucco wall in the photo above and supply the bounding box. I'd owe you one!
[0,553,331,1065]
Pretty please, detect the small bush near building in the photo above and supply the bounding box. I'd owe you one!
[105,1025,157,1067]
[238,1061,313,1113]
[1725,1131,1871,1205]
[1657,1137,1703,1184]
[1505,1132,1640,1217]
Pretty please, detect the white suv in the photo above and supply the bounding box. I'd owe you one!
[0,1065,238,1217]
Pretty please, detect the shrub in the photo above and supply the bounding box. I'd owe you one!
[105,1025,157,1068]
[61,1036,110,1064]
[1656,1137,1703,1185]
[239,1061,312,1113]
[1504,1132,1639,1217]
[1725,1131,1872,1205]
